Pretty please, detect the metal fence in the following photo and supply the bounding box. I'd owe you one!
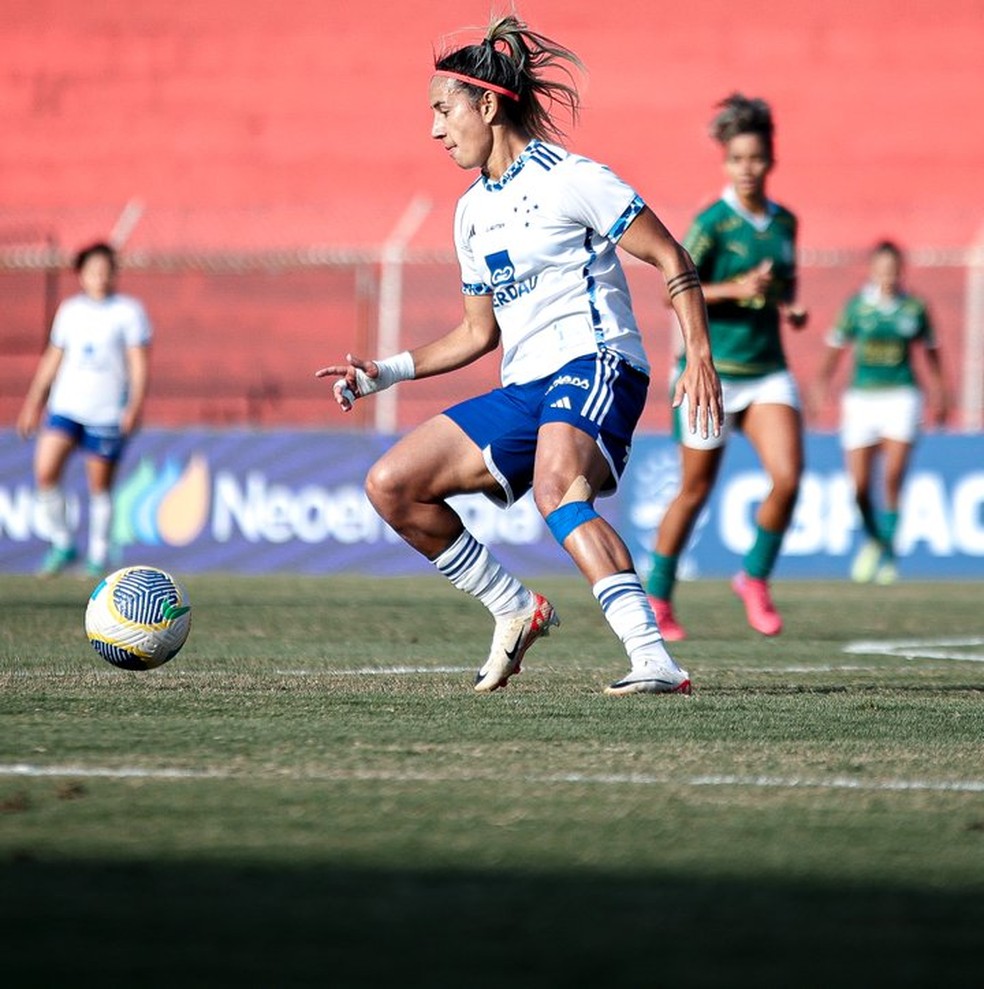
[3,239,981,434]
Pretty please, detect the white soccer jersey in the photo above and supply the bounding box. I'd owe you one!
[47,292,152,426]
[454,140,650,386]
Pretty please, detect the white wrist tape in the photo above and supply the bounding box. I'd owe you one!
[353,351,415,396]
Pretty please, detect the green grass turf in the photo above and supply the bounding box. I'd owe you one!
[1,573,982,987]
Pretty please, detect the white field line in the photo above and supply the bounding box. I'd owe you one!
[2,763,983,794]
[5,636,983,681]
[742,665,871,674]
[0,764,226,780]
[843,637,984,663]
[273,666,473,676]
[0,667,474,678]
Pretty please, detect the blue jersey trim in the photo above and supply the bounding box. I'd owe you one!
[482,139,560,191]
[580,228,603,343]
[462,281,492,296]
[605,195,645,242]
[528,142,563,171]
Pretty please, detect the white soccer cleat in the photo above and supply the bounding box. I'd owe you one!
[605,660,692,697]
[474,592,559,693]
[875,560,899,585]
[851,539,883,583]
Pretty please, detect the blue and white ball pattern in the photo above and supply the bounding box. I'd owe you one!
[85,566,192,670]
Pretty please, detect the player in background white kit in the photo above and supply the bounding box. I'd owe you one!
[17,242,152,577]
[318,15,722,696]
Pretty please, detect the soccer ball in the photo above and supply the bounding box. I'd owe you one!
[85,566,192,670]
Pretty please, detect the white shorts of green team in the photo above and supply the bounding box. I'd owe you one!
[674,369,800,451]
[840,386,922,450]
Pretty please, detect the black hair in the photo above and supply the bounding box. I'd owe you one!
[434,14,583,143]
[710,93,775,159]
[73,241,117,273]
[871,239,904,262]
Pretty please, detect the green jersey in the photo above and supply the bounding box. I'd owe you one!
[683,191,798,378]
[830,286,935,389]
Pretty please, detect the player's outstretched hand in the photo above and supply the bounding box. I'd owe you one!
[314,353,380,413]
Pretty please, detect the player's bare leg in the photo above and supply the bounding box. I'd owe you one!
[649,444,724,640]
[873,438,913,584]
[741,402,802,536]
[533,423,690,695]
[365,415,557,692]
[34,428,78,576]
[846,444,882,582]
[84,453,117,577]
[731,403,802,635]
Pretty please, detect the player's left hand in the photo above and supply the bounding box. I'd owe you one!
[673,354,723,439]
[15,402,42,439]
[315,354,380,412]
[120,405,143,435]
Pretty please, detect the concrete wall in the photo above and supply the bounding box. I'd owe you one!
[2,0,982,251]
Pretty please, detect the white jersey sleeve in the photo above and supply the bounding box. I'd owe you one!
[453,176,488,294]
[555,155,645,244]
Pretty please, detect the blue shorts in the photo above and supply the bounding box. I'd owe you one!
[444,351,649,507]
[47,413,126,462]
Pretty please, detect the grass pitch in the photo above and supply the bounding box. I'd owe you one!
[1,573,983,987]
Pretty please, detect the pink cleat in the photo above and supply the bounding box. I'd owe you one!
[731,572,783,636]
[648,595,687,642]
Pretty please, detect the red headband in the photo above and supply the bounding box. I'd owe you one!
[434,70,519,102]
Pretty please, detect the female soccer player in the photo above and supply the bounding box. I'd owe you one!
[317,15,722,696]
[812,240,947,584]
[17,242,152,577]
[644,93,808,639]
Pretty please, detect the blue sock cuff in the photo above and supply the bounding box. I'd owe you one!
[545,501,598,544]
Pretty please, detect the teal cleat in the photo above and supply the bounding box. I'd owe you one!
[38,546,78,579]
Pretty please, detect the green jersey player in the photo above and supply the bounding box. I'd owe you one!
[813,240,948,583]
[646,93,810,640]
[684,196,798,378]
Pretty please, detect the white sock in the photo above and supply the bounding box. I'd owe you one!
[592,571,680,671]
[88,491,113,565]
[36,486,73,551]
[432,530,533,618]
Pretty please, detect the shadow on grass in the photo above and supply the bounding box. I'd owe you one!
[2,858,980,988]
